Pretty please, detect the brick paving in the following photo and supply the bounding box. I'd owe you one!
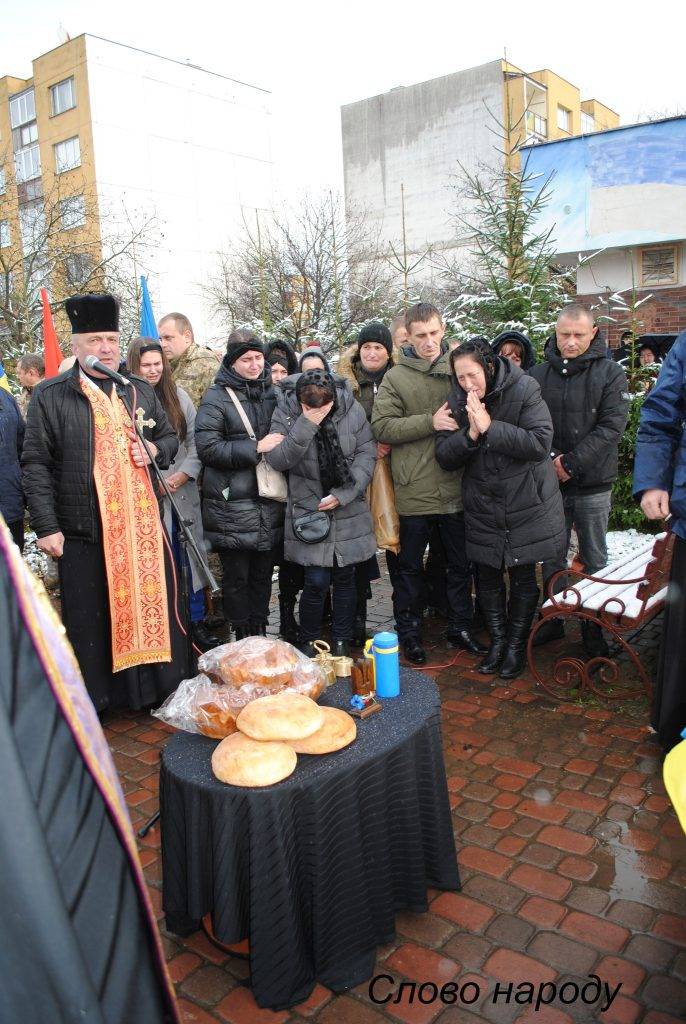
[105,564,686,1023]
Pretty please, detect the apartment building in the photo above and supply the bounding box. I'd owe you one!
[0,34,274,344]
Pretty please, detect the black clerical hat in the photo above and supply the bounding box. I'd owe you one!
[65,293,120,334]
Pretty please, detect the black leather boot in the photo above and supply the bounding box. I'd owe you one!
[402,638,427,665]
[191,620,221,651]
[352,597,368,647]
[532,617,565,646]
[477,589,508,674]
[233,624,251,641]
[278,594,300,644]
[499,591,540,680]
[446,629,488,656]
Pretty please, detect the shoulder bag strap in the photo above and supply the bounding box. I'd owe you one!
[225,387,257,442]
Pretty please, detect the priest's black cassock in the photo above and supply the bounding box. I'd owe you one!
[0,516,179,1024]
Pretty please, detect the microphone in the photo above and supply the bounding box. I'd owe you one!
[84,355,132,388]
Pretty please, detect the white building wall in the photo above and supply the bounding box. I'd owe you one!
[85,35,274,342]
[574,242,686,294]
[341,60,504,267]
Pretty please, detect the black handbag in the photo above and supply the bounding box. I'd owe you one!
[292,509,331,545]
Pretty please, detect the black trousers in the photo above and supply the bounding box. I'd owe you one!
[478,562,539,601]
[220,549,274,627]
[8,519,24,552]
[394,513,473,641]
[300,561,356,643]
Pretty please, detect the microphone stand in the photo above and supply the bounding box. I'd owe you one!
[112,380,219,839]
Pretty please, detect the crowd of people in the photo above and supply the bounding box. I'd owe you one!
[2,291,685,753]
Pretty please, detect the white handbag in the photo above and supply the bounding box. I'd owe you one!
[225,388,288,503]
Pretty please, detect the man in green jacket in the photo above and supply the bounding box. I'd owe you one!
[372,303,485,665]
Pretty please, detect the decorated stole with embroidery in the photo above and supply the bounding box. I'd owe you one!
[80,377,172,670]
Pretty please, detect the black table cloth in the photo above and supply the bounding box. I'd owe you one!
[160,670,460,1010]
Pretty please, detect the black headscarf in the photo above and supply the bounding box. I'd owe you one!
[296,369,354,495]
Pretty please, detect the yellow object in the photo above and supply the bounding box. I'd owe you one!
[664,735,686,836]
[0,360,10,392]
[363,639,376,689]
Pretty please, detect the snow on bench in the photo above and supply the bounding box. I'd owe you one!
[542,533,669,625]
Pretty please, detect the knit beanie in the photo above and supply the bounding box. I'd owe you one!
[357,321,393,357]
[298,343,330,373]
[225,328,265,366]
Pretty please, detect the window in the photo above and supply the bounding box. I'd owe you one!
[641,245,678,287]
[15,143,41,183]
[0,167,6,195]
[18,201,46,253]
[12,122,38,149]
[65,252,93,287]
[581,111,595,134]
[557,105,571,132]
[0,221,10,248]
[50,77,76,116]
[54,136,81,174]
[9,88,36,128]
[60,194,86,230]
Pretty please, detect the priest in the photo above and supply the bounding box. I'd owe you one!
[22,293,187,713]
[0,514,180,1023]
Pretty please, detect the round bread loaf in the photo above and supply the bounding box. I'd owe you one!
[211,732,297,787]
[207,637,301,689]
[236,692,324,741]
[290,706,357,754]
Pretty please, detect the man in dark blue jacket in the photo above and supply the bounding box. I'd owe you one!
[531,305,630,656]
[633,330,686,750]
[0,387,25,550]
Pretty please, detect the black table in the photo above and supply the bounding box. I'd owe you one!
[160,670,460,1010]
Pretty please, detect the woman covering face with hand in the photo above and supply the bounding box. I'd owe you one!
[435,338,565,680]
[265,368,377,657]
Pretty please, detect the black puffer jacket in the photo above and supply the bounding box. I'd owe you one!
[0,390,25,524]
[491,330,537,372]
[21,362,178,541]
[195,358,284,551]
[436,358,566,569]
[531,334,630,493]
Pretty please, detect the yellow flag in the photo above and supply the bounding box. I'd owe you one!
[0,359,11,393]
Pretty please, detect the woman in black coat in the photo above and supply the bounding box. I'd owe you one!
[436,339,565,679]
[195,330,284,639]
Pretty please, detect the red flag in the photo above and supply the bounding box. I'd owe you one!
[41,288,63,378]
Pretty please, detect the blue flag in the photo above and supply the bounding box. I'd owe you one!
[140,276,159,339]
[0,358,11,393]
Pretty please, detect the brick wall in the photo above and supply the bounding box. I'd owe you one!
[577,285,686,349]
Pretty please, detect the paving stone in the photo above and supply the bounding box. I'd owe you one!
[458,847,513,879]
[557,855,598,882]
[292,983,332,1016]
[431,892,495,931]
[316,995,387,1024]
[560,911,630,953]
[485,914,534,951]
[564,886,610,915]
[482,948,556,987]
[654,913,686,945]
[625,934,677,971]
[518,896,567,929]
[462,876,526,913]
[519,843,563,870]
[216,985,290,1023]
[441,934,492,970]
[395,911,455,948]
[509,864,572,901]
[537,825,596,855]
[460,825,500,849]
[386,943,460,988]
[642,975,686,1016]
[606,899,656,931]
[179,964,235,1006]
[527,931,598,975]
[594,955,646,995]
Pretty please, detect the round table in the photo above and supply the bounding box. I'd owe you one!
[160,670,460,1010]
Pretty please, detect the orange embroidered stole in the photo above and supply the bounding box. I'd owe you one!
[80,377,172,671]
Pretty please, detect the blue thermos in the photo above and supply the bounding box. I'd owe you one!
[372,631,400,699]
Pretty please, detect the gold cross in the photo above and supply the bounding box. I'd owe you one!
[135,407,156,432]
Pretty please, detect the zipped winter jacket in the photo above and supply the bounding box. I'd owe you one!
[530,334,630,493]
[633,331,686,540]
[195,358,284,551]
[371,347,463,516]
[21,362,178,541]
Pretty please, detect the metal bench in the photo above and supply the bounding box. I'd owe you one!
[527,530,674,701]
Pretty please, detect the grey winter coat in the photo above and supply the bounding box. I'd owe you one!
[161,386,209,593]
[266,379,378,568]
[435,358,566,569]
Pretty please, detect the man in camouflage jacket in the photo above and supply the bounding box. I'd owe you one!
[158,312,220,408]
